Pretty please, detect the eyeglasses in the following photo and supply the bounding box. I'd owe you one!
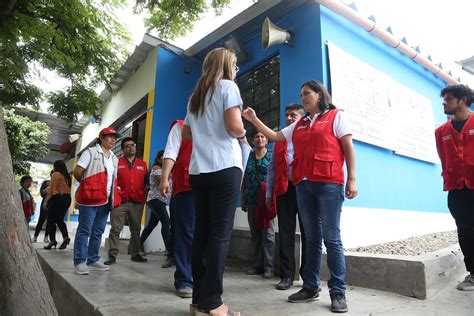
[234,65,240,73]
[124,144,137,149]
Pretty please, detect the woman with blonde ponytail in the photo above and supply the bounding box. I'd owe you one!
[183,47,244,316]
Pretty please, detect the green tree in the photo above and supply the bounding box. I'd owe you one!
[135,0,231,39]
[0,0,239,314]
[3,109,50,175]
[0,0,130,120]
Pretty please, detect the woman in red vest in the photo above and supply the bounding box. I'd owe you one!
[243,80,357,313]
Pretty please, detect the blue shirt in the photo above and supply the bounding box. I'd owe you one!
[185,80,244,175]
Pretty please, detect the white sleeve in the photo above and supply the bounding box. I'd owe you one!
[222,80,243,111]
[163,123,182,161]
[281,120,297,142]
[333,111,352,139]
[76,149,91,169]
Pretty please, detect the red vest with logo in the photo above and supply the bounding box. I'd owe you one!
[273,140,289,197]
[291,109,345,186]
[170,120,192,196]
[435,114,474,191]
[76,146,121,207]
[117,157,148,203]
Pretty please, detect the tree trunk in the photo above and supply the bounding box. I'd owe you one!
[0,111,57,315]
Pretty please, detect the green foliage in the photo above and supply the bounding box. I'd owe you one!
[135,0,231,40]
[0,0,131,120]
[3,109,50,175]
[47,83,103,122]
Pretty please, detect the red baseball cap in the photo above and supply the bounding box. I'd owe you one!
[99,127,121,138]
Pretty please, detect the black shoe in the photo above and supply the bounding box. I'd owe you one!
[162,256,175,268]
[246,267,263,275]
[276,278,293,290]
[44,240,57,250]
[288,288,320,303]
[330,293,348,313]
[131,254,148,262]
[104,256,116,265]
[59,237,70,250]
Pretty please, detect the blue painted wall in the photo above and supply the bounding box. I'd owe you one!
[150,2,449,212]
[149,47,200,161]
[319,6,447,212]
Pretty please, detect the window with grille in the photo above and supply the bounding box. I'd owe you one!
[237,55,280,139]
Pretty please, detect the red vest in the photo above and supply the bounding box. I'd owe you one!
[435,114,474,191]
[117,157,148,203]
[170,120,192,196]
[76,146,121,207]
[20,188,35,217]
[273,140,289,197]
[291,109,345,186]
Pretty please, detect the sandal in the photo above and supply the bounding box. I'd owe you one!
[190,304,198,316]
[194,304,240,316]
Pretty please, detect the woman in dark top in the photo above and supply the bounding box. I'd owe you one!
[241,131,275,278]
[32,172,52,243]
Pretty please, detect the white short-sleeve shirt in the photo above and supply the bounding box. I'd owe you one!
[185,79,243,175]
[163,123,182,162]
[77,144,116,197]
[281,110,352,142]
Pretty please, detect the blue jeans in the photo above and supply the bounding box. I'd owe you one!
[296,181,346,294]
[140,199,171,251]
[173,190,195,289]
[73,203,110,266]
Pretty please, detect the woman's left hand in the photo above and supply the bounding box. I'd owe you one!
[345,179,358,199]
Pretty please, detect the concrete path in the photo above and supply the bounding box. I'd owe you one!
[35,242,473,316]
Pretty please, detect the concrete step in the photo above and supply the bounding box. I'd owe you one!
[35,242,473,316]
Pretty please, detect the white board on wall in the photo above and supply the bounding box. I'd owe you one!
[328,42,439,164]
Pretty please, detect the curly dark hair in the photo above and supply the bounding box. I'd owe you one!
[301,80,336,113]
[440,84,474,106]
[20,175,32,186]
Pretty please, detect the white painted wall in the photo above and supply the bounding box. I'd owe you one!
[77,47,158,152]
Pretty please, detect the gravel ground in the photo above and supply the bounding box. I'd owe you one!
[347,230,459,256]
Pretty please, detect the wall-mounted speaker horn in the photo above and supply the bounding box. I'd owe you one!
[262,17,292,50]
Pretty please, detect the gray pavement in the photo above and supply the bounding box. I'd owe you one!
[34,240,474,316]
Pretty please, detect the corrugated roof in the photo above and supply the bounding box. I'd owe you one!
[13,108,87,164]
[99,34,183,102]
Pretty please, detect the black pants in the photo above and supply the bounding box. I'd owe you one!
[276,181,306,280]
[47,194,71,241]
[190,167,242,311]
[140,199,171,251]
[448,187,474,273]
[168,197,175,258]
[34,202,48,237]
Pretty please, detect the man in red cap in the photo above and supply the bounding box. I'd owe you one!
[73,127,121,275]
[105,136,148,265]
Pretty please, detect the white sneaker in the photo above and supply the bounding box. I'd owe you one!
[44,236,49,243]
[74,263,89,275]
[457,274,474,291]
[87,261,110,271]
[32,236,37,243]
